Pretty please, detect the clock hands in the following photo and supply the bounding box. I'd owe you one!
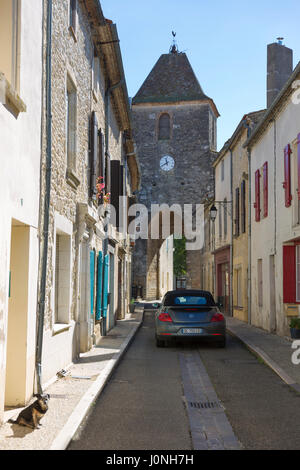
[160,155,174,171]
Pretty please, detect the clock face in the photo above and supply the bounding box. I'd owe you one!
[160,155,175,171]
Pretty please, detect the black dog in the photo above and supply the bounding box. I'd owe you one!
[8,394,50,429]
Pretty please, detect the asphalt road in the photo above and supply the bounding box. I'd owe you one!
[68,310,300,450]
[197,334,300,450]
[68,310,192,450]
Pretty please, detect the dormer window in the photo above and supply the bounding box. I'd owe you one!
[158,113,171,140]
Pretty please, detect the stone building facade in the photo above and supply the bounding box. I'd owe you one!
[131,47,219,299]
[37,0,139,389]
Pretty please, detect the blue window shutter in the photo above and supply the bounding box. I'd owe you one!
[90,251,95,316]
[102,254,109,319]
[96,251,103,321]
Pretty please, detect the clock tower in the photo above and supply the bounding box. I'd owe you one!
[131,44,219,299]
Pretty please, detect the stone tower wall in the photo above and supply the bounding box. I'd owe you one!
[132,101,217,297]
[132,102,215,208]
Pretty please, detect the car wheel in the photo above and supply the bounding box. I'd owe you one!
[216,336,226,348]
[156,337,165,348]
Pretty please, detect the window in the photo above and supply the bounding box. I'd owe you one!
[235,268,242,307]
[254,169,261,222]
[241,180,246,233]
[69,0,77,35]
[206,216,211,251]
[223,198,227,238]
[282,245,300,303]
[158,113,170,140]
[283,144,292,208]
[257,259,263,307]
[92,52,100,97]
[89,111,105,202]
[55,232,71,325]
[66,75,77,171]
[221,160,225,181]
[263,162,268,218]
[110,160,124,230]
[97,129,104,183]
[218,202,222,239]
[164,292,216,306]
[235,187,240,237]
[0,0,20,90]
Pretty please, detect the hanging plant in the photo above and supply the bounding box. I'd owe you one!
[96,177,110,205]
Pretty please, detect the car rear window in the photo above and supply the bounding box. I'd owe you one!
[164,292,215,307]
[174,296,207,305]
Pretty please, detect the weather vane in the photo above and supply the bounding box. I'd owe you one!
[170,31,178,54]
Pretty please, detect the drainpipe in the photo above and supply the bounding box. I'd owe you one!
[230,149,234,317]
[273,119,277,256]
[36,0,52,394]
[247,147,252,325]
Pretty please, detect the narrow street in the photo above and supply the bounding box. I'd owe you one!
[68,309,192,450]
[68,310,300,451]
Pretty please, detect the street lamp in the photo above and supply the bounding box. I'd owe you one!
[210,204,218,222]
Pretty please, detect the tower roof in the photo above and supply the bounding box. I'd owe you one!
[132,51,218,115]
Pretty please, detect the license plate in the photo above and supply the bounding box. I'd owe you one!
[181,328,203,335]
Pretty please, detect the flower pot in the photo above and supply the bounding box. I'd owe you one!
[290,328,300,339]
[129,304,135,313]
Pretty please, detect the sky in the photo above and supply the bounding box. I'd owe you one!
[100,0,300,151]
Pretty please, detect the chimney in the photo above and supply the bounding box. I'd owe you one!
[267,38,293,108]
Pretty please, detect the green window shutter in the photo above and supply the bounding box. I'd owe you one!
[102,254,109,319]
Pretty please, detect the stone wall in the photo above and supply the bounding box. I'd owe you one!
[132,103,215,208]
[132,101,216,297]
[38,0,130,384]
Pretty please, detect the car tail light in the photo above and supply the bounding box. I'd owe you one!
[211,313,224,323]
[158,312,173,322]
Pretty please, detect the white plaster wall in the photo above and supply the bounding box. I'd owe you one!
[250,84,300,335]
[0,0,43,420]
[250,124,275,331]
[41,322,76,384]
[274,94,300,334]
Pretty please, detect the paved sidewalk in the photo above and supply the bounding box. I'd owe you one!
[0,306,144,451]
[226,316,300,393]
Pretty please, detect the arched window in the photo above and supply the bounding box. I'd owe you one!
[158,113,170,140]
